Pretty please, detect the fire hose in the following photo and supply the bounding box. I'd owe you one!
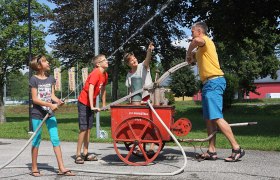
[0,62,190,176]
[0,61,257,176]
[0,111,51,170]
[2,101,188,176]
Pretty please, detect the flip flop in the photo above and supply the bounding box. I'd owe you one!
[57,170,75,176]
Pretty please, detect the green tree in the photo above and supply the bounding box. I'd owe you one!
[6,71,29,100]
[48,0,189,100]
[0,0,51,123]
[223,73,239,109]
[170,59,200,100]
[184,0,280,99]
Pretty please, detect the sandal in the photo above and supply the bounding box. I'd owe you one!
[29,171,42,177]
[147,149,155,155]
[57,170,75,176]
[75,155,84,164]
[146,149,155,157]
[83,153,98,161]
[196,150,218,161]
[225,148,245,162]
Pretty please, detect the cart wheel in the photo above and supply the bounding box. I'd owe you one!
[171,117,192,137]
[113,117,163,166]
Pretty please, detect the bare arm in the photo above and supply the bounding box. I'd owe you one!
[89,84,95,110]
[143,42,154,68]
[89,84,100,112]
[186,37,205,63]
[101,86,106,108]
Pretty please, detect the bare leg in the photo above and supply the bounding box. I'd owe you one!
[31,146,40,173]
[149,143,155,151]
[76,130,86,157]
[54,146,75,175]
[83,129,91,155]
[215,118,239,150]
[53,146,66,172]
[206,119,217,153]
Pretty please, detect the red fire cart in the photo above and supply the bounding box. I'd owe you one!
[111,104,191,166]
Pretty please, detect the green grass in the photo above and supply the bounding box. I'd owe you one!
[1,100,280,151]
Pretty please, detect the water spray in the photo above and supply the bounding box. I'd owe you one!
[107,0,174,60]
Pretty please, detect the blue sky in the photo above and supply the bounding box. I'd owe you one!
[38,0,57,53]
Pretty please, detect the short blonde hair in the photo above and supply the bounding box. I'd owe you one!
[29,55,47,71]
[92,54,105,67]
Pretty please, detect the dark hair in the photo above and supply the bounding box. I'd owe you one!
[123,52,134,64]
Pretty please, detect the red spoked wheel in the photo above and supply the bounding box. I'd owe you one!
[113,117,163,166]
[171,117,192,137]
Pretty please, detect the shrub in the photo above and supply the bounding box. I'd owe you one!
[165,91,175,105]
[223,73,239,109]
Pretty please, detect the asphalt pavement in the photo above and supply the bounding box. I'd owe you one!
[0,138,279,180]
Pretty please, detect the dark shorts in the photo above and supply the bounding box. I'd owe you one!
[78,101,94,131]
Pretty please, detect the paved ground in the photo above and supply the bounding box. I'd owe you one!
[0,138,279,180]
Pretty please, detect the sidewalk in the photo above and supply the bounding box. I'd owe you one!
[0,138,279,180]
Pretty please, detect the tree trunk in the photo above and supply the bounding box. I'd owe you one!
[238,89,244,100]
[0,104,5,124]
[0,79,6,123]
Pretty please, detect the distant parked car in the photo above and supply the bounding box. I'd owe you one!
[66,99,78,104]
[22,100,29,105]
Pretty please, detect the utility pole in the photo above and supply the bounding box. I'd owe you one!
[76,61,79,97]
[94,0,101,138]
[28,0,33,133]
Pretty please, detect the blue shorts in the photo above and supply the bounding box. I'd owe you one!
[32,116,60,147]
[202,77,226,120]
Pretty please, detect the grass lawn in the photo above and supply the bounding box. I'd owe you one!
[1,100,280,151]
